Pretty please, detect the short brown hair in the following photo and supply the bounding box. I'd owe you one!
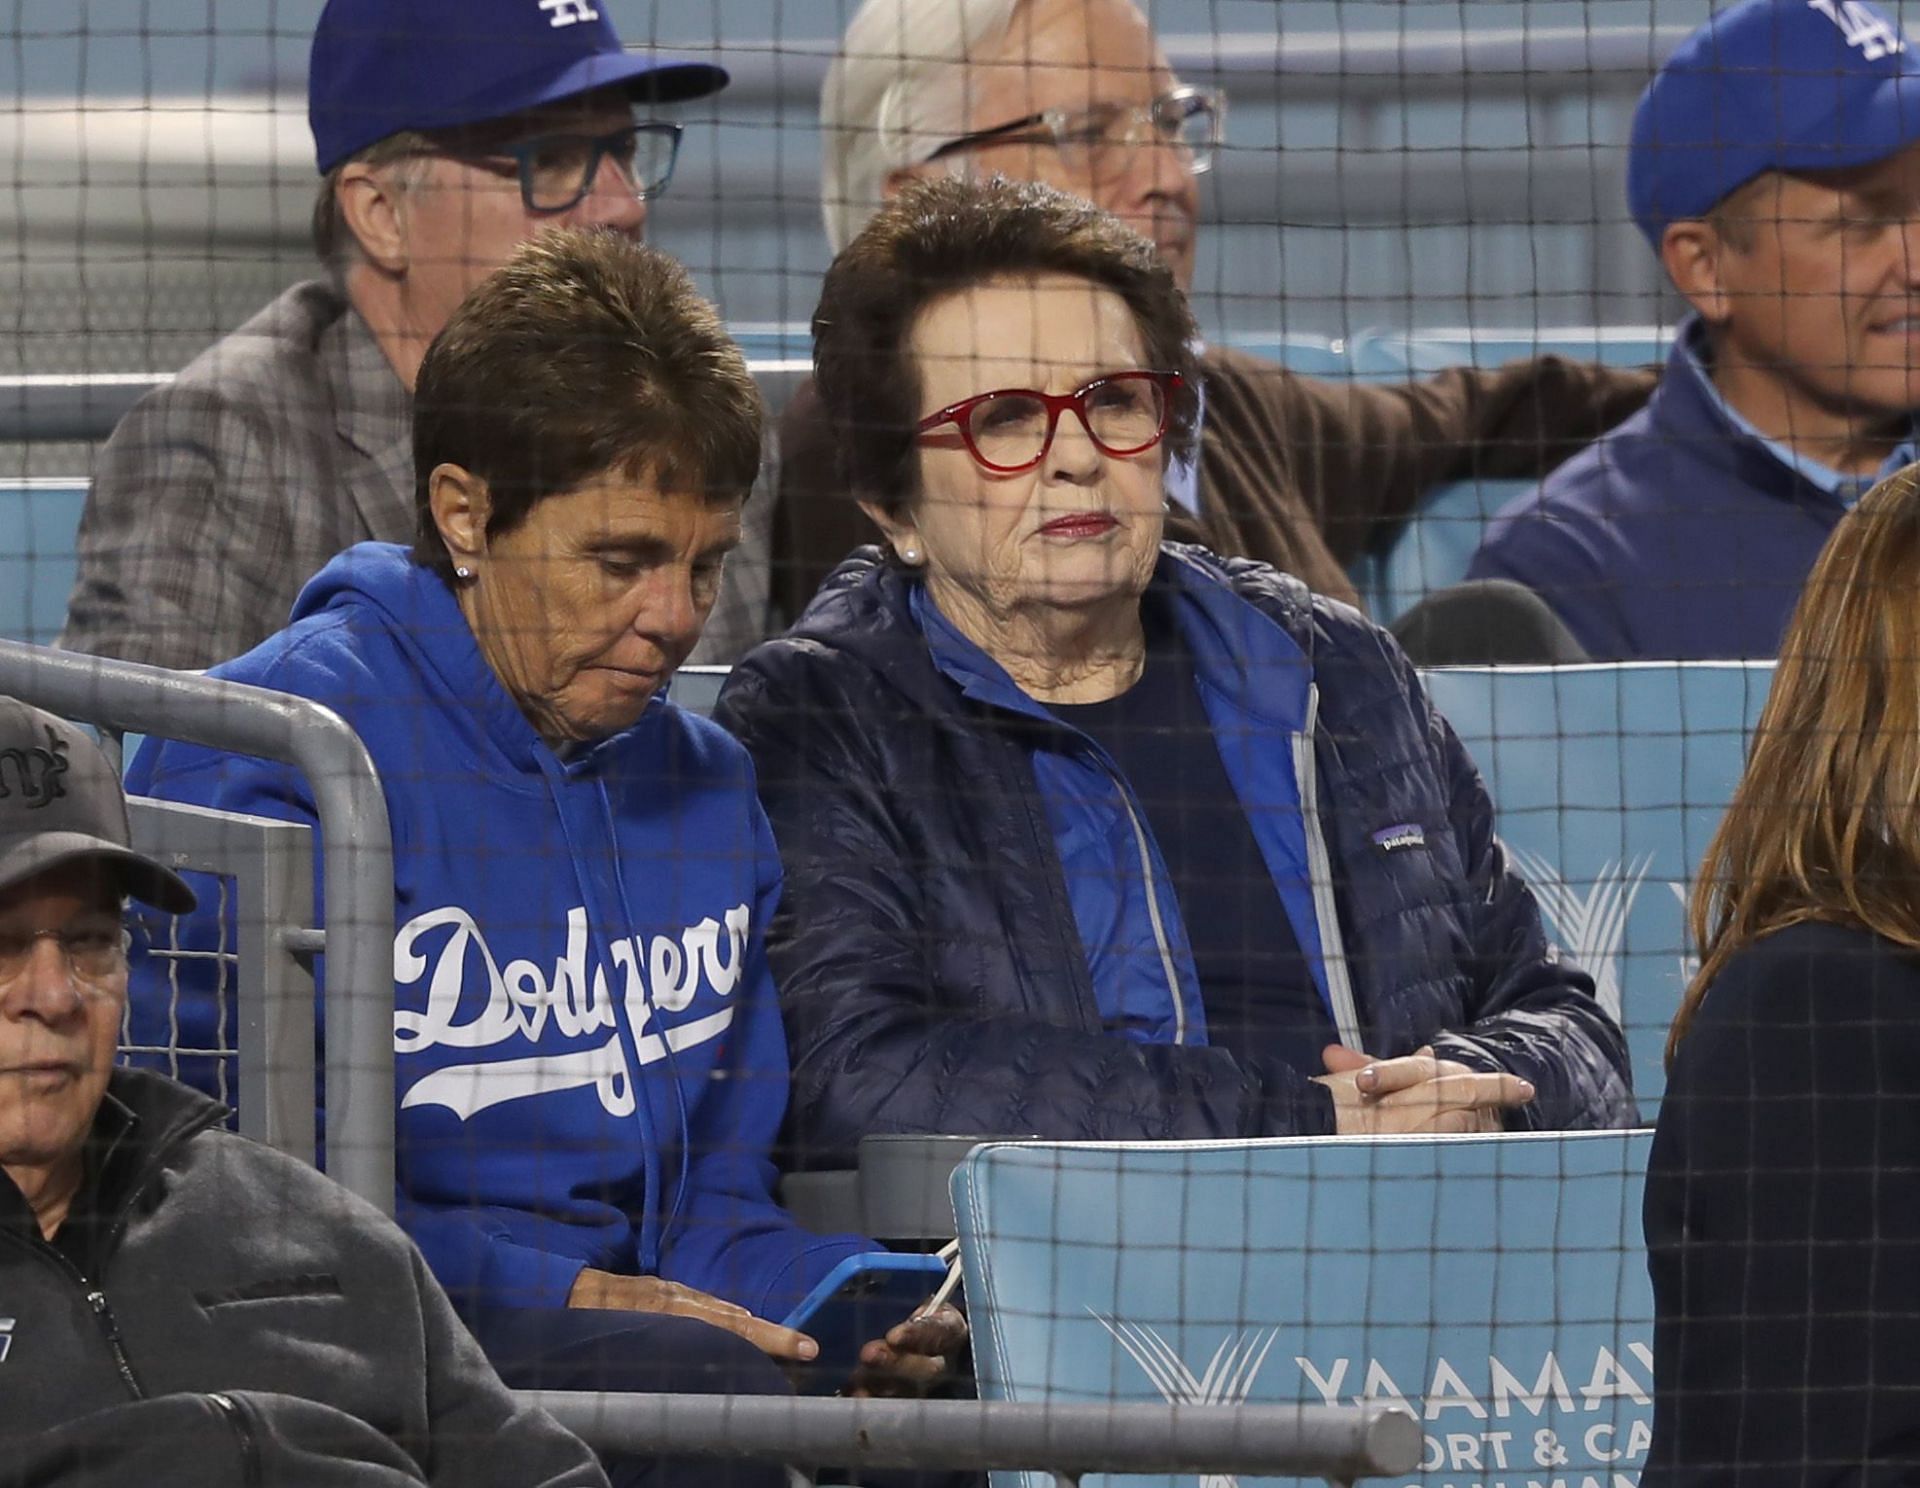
[411,227,763,581]
[811,175,1199,520]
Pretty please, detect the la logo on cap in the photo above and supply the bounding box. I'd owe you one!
[1809,0,1907,61]
[538,0,600,27]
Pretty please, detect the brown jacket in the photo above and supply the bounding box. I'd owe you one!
[770,345,1657,621]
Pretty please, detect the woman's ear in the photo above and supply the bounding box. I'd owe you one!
[429,464,492,570]
[858,499,924,565]
[1661,220,1733,326]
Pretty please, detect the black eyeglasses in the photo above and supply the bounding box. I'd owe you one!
[440,121,684,214]
[924,86,1225,178]
[915,371,1183,474]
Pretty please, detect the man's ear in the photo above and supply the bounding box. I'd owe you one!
[336,161,412,275]
[429,463,492,567]
[1661,220,1734,326]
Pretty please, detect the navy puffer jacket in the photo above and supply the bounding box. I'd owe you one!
[715,546,1635,1168]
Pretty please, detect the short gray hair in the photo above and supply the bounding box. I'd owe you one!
[821,0,1022,252]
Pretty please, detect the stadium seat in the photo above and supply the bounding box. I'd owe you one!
[1347,325,1672,377]
[670,664,729,718]
[1420,662,1773,1110]
[953,1130,1655,1488]
[1363,477,1533,623]
[0,480,88,645]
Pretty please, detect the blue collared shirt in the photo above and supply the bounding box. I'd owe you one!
[1678,319,1915,506]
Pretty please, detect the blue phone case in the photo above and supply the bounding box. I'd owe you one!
[780,1252,952,1393]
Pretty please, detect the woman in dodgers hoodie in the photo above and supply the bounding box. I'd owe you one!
[126,541,872,1340]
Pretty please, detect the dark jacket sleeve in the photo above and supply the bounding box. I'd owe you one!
[406,1248,611,1488]
[1645,925,1920,1486]
[1373,635,1637,1129]
[4,1391,430,1488]
[714,654,1337,1168]
[1227,351,1657,566]
[1466,483,1638,661]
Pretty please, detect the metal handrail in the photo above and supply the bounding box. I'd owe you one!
[0,639,396,1214]
[520,1395,1421,1487]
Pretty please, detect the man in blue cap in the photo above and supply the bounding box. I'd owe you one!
[60,0,728,672]
[1468,0,1920,660]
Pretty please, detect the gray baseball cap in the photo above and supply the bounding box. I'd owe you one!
[0,697,195,913]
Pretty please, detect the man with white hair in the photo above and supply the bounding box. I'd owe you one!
[758,0,1659,633]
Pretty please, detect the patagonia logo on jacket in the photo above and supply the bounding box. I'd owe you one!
[393,902,749,1121]
[1371,822,1427,853]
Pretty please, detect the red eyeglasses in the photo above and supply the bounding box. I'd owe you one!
[914,370,1183,474]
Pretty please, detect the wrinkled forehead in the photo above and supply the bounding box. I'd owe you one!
[960,0,1174,123]
[910,275,1148,404]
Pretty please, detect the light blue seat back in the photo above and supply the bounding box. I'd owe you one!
[1365,477,1531,623]
[954,1131,1656,1488]
[669,665,730,718]
[1347,326,1671,377]
[1418,662,1773,1110]
[0,480,89,644]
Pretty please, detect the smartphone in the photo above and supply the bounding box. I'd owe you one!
[780,1251,953,1393]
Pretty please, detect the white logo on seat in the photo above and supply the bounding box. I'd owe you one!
[1507,847,1654,1024]
[538,0,600,27]
[0,1318,13,1363]
[1808,0,1907,61]
[1092,1313,1280,1488]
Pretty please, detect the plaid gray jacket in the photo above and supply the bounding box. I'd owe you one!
[60,280,414,669]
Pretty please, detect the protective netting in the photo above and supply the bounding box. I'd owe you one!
[4,2,1914,1486]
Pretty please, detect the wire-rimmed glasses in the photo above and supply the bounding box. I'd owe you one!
[914,371,1184,474]
[924,86,1226,179]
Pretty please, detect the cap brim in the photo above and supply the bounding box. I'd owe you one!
[0,831,197,915]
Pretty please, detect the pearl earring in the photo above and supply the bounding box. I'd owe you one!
[899,546,921,565]
[455,565,474,580]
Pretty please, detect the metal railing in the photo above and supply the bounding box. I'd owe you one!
[124,796,318,1162]
[522,1395,1422,1488]
[0,638,396,1213]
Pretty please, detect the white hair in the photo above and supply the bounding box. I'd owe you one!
[821,0,1024,253]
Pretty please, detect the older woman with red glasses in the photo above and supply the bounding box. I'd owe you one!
[715,177,1633,1167]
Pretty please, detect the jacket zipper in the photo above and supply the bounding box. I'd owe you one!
[84,1285,144,1399]
[208,1391,263,1485]
[1293,685,1363,1048]
[1103,764,1188,1045]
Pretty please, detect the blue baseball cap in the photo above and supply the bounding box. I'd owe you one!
[309,0,730,175]
[1628,0,1920,248]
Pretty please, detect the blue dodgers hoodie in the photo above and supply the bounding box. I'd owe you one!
[126,543,866,1322]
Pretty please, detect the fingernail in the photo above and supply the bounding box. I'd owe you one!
[1519,1081,1536,1099]
[799,1338,818,1360]
[1357,1065,1378,1089]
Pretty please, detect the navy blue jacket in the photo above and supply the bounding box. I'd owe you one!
[714,546,1634,1168]
[1466,329,1852,660]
